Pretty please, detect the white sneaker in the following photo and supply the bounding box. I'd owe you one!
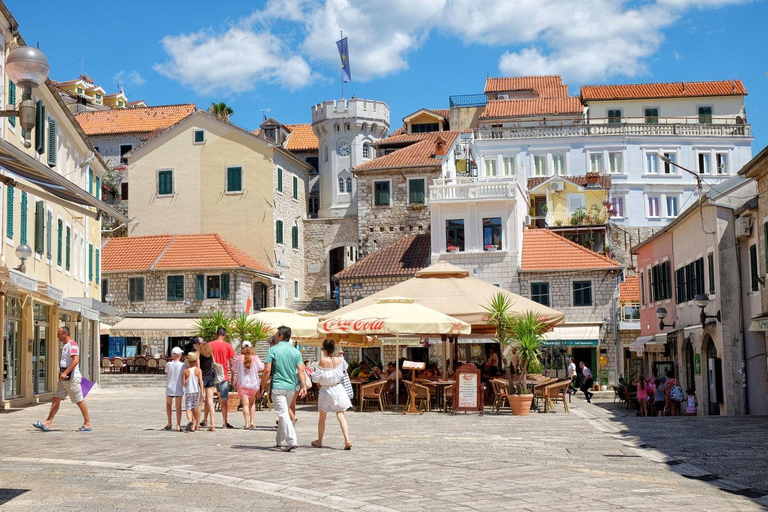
[280,445,296,452]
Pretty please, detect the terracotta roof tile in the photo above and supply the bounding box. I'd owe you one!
[335,234,431,279]
[620,276,640,303]
[356,131,460,171]
[521,229,620,271]
[480,97,583,119]
[430,109,450,120]
[528,174,612,190]
[485,75,566,94]
[581,80,747,100]
[284,123,318,151]
[75,103,197,136]
[102,234,277,275]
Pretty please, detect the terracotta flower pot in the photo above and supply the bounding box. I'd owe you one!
[507,394,534,416]
[226,393,241,412]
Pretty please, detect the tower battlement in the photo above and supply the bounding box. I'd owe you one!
[311,98,390,126]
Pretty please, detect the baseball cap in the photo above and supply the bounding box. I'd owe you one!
[242,341,252,348]
[171,347,183,355]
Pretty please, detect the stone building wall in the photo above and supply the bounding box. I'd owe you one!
[355,167,438,256]
[609,224,664,274]
[303,217,358,300]
[432,250,520,293]
[337,275,412,306]
[90,133,146,168]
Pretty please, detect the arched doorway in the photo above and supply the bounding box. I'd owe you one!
[683,339,695,392]
[253,282,268,311]
[705,335,722,416]
[329,245,357,303]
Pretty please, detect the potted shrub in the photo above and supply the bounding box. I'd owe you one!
[483,294,547,416]
[447,245,459,253]
[484,244,497,252]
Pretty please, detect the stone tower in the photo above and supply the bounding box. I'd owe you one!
[303,98,390,303]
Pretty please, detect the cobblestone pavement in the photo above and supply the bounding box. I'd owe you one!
[0,388,766,511]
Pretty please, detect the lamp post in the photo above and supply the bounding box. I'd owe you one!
[1,46,50,148]
[14,244,32,273]
[694,293,721,328]
[656,307,675,331]
[105,293,115,304]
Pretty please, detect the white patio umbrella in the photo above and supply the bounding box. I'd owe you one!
[248,308,373,347]
[318,297,471,404]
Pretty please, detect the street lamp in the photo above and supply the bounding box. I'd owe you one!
[694,293,721,327]
[1,46,50,148]
[14,244,32,273]
[656,307,675,330]
[105,293,115,304]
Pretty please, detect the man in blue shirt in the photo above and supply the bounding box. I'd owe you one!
[262,326,308,451]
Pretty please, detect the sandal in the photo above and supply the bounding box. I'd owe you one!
[343,443,352,450]
[33,421,50,432]
[311,440,322,448]
[77,426,92,432]
[207,427,216,432]
[163,425,173,431]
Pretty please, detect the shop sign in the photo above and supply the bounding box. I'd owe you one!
[453,362,483,412]
[81,307,99,321]
[541,339,599,347]
[9,269,38,292]
[694,353,702,375]
[45,284,64,303]
[758,319,768,331]
[60,298,82,313]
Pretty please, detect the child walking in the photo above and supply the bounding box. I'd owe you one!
[632,376,649,417]
[164,347,186,431]
[183,352,204,432]
[685,388,698,416]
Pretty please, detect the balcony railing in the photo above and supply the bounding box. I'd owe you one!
[449,94,488,108]
[476,118,751,140]
[430,177,517,202]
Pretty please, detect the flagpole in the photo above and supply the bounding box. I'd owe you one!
[340,30,344,99]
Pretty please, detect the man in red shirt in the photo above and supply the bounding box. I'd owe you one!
[208,327,236,428]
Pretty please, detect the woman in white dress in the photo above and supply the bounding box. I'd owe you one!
[311,339,352,450]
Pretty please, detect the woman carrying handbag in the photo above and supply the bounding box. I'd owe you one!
[310,339,352,450]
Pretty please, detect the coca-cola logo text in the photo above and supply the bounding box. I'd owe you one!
[322,317,387,332]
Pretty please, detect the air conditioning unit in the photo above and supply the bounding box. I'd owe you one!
[550,181,564,192]
[735,216,752,239]
[497,94,509,100]
[525,215,531,225]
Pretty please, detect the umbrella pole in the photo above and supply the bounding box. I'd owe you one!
[396,335,400,406]
[441,334,447,377]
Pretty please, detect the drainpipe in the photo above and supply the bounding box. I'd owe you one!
[734,236,749,415]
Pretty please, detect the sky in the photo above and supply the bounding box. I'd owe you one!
[7,0,768,153]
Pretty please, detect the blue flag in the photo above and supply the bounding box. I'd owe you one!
[336,37,351,83]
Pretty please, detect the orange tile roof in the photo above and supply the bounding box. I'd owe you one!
[429,109,450,120]
[581,80,747,100]
[355,131,460,171]
[485,76,569,97]
[480,97,583,119]
[521,229,620,271]
[75,103,197,136]
[335,234,430,279]
[102,234,277,274]
[284,123,318,151]
[620,276,640,303]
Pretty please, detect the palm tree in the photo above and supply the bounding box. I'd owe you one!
[208,102,234,122]
[230,313,270,351]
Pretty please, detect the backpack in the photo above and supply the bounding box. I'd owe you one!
[670,385,684,403]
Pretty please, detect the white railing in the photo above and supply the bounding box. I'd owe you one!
[476,122,751,140]
[430,178,517,202]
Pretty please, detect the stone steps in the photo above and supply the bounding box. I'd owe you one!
[99,374,168,388]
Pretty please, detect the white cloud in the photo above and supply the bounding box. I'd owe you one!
[114,70,145,88]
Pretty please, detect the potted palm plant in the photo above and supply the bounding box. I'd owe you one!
[484,293,547,416]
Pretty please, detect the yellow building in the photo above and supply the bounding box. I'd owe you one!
[0,8,128,407]
[527,174,610,254]
[54,74,134,113]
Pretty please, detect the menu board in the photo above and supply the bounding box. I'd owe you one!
[453,363,483,412]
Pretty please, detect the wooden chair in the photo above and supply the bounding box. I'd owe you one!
[158,359,167,373]
[533,378,557,408]
[544,380,571,413]
[359,380,387,412]
[124,357,134,374]
[404,381,431,412]
[443,383,454,412]
[134,356,147,373]
[491,379,509,413]
[147,358,159,374]
[101,357,112,374]
[112,357,123,374]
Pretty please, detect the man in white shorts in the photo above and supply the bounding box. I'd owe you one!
[34,326,92,432]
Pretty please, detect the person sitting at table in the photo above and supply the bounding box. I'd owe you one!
[369,366,385,381]
[429,362,441,378]
[386,362,401,393]
[351,361,369,379]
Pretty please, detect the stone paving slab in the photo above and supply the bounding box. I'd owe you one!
[0,388,765,511]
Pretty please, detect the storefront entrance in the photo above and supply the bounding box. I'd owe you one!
[33,304,50,395]
[706,335,723,416]
[2,297,23,401]
[683,339,695,392]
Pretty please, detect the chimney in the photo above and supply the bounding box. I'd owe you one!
[434,136,446,157]
[681,81,685,93]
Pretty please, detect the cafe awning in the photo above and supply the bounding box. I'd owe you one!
[629,334,666,353]
[110,317,198,336]
[0,138,128,223]
[541,325,600,347]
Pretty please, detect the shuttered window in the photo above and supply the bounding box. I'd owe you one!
[221,273,230,300]
[95,249,100,284]
[95,175,100,199]
[708,252,715,295]
[47,119,57,166]
[35,100,45,154]
[65,226,71,271]
[57,219,63,267]
[8,80,15,126]
[157,170,173,196]
[19,191,27,245]
[46,210,52,260]
[276,220,283,244]
[226,166,242,192]
[374,181,390,206]
[750,244,759,292]
[292,176,298,199]
[34,200,44,254]
[88,243,93,281]
[195,274,205,300]
[128,277,144,302]
[409,179,425,204]
[167,275,184,301]
[291,225,299,249]
[277,168,283,192]
[88,168,93,194]
[6,186,13,240]
[640,271,645,305]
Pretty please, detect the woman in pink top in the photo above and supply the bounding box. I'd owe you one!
[632,376,649,417]
[232,343,264,429]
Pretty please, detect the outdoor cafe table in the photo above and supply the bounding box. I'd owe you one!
[427,379,454,412]
[350,378,366,406]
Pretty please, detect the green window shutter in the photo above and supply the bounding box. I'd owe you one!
[46,210,52,260]
[57,219,63,266]
[221,273,230,300]
[292,176,298,199]
[195,274,204,300]
[88,168,93,194]
[409,179,425,204]
[65,226,71,271]
[34,200,44,254]
[277,168,283,192]
[292,225,298,249]
[19,191,27,245]
[95,249,100,284]
[8,80,15,126]
[227,167,242,192]
[95,176,100,199]
[47,119,57,166]
[276,220,283,244]
[6,186,13,240]
[88,243,93,281]
[35,101,45,154]
[158,170,173,195]
[167,275,184,301]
